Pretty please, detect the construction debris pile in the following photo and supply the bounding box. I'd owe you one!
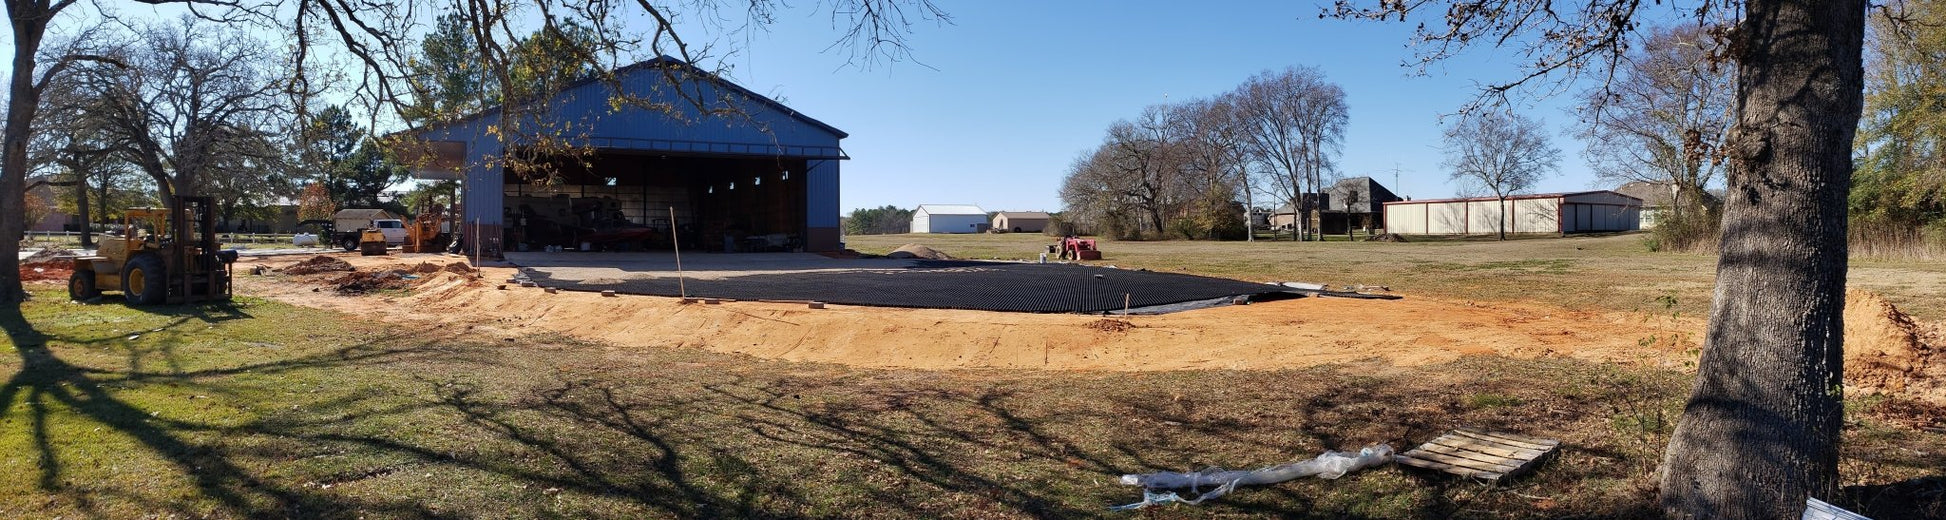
[18,247,76,282]
[270,255,479,295]
[281,256,355,275]
[327,270,415,294]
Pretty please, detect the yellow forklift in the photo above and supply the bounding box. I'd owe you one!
[68,195,239,305]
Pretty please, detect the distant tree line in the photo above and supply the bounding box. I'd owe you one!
[1059,66,1346,241]
[1853,2,1946,255]
[843,206,915,235]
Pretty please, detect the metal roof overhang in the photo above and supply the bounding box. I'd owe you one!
[584,136,849,160]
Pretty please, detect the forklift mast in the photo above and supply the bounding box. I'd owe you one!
[167,196,232,303]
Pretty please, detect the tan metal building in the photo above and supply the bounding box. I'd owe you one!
[1382,190,1643,235]
[991,211,1050,233]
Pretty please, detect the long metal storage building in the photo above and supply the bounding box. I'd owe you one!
[1382,191,1643,235]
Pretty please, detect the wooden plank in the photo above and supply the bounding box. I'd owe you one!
[1426,435,1547,460]
[1452,427,1560,448]
[1394,455,1504,480]
[1399,448,1520,474]
[1452,428,1558,450]
[1415,441,1525,469]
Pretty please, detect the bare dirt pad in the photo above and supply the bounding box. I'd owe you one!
[246,261,1702,371]
[240,257,1946,404]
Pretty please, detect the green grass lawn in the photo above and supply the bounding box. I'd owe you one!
[844,232,1946,321]
[2,290,1942,518]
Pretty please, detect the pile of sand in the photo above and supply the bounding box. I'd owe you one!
[439,262,475,275]
[1844,290,1946,405]
[886,244,954,260]
[283,256,354,275]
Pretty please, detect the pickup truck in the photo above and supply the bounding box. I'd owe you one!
[299,209,408,251]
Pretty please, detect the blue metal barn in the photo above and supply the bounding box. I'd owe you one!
[408,56,846,254]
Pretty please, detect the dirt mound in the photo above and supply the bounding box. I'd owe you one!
[328,270,414,294]
[440,262,475,275]
[21,246,76,265]
[283,256,354,275]
[1087,318,1133,333]
[885,244,954,260]
[1844,290,1946,405]
[1364,233,1409,243]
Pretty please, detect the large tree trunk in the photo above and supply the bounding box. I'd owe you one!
[1657,2,1863,518]
[0,8,50,303]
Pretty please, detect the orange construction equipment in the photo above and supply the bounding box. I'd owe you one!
[401,203,452,253]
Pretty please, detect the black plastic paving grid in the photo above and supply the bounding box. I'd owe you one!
[517,260,1297,313]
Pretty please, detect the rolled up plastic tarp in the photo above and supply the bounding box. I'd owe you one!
[1112,444,1394,510]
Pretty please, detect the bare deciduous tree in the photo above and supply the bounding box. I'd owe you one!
[1441,111,1559,240]
[1331,1,1867,517]
[1575,24,1733,224]
[76,19,289,207]
[1232,66,1346,241]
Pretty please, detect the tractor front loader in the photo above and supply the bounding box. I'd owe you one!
[69,195,239,305]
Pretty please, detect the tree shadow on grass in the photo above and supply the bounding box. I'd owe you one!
[0,302,460,519]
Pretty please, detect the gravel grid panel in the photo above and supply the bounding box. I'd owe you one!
[517,260,1292,313]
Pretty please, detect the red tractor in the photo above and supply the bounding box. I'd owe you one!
[1052,236,1101,261]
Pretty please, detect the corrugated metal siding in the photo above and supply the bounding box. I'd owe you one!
[806,160,840,228]
[917,215,987,233]
[1512,198,1561,233]
[1384,204,1426,234]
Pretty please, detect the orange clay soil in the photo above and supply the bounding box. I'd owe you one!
[221,253,1946,403]
[235,253,1707,372]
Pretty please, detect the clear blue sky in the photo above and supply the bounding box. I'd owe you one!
[29,1,1687,213]
[709,1,1640,214]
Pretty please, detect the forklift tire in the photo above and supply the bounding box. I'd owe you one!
[121,254,169,305]
[68,270,100,301]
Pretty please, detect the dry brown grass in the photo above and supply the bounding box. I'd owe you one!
[845,232,1946,321]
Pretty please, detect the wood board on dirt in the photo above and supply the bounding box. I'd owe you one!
[1394,427,1559,482]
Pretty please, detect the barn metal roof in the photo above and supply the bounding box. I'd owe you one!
[413,56,846,140]
[916,204,988,216]
[1380,190,1644,206]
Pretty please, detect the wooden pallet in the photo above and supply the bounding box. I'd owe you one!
[1394,427,1560,481]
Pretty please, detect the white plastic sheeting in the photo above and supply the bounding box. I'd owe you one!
[1111,444,1394,511]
